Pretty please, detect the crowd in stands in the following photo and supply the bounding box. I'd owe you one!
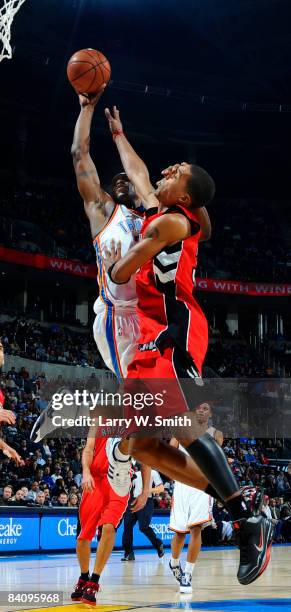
[197,199,291,282]
[0,362,290,542]
[0,183,290,282]
[0,318,104,369]
[1,314,289,377]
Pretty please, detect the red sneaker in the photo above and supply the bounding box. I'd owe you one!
[81,581,100,606]
[71,577,87,601]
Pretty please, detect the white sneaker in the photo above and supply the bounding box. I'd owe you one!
[180,573,192,594]
[169,561,184,584]
[107,440,131,496]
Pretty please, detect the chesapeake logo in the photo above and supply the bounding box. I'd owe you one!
[0,517,22,544]
[57,518,77,537]
[150,521,173,540]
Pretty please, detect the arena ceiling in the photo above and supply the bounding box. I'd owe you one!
[1,0,291,196]
[6,0,291,104]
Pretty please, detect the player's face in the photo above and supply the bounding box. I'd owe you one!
[155,162,192,207]
[112,176,136,207]
[195,402,211,423]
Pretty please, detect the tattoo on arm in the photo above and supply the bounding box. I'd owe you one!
[145,225,160,239]
[77,169,97,179]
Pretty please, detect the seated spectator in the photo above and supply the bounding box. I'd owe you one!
[0,484,13,504]
[21,486,29,500]
[33,491,49,507]
[51,465,62,483]
[68,493,79,507]
[54,491,68,507]
[42,466,54,488]
[26,481,40,502]
[35,449,46,466]
[9,489,27,505]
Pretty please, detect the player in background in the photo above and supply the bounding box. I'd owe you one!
[102,105,273,586]
[169,403,223,594]
[71,430,151,606]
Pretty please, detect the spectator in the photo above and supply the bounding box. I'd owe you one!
[54,492,68,507]
[0,485,13,504]
[9,489,27,505]
[26,481,40,502]
[42,466,54,489]
[68,493,78,507]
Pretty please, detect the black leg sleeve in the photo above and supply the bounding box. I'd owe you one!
[187,433,239,501]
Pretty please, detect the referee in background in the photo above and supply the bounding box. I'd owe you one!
[121,466,165,560]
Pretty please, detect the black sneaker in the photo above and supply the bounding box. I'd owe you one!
[121,552,135,561]
[156,540,164,558]
[81,581,100,606]
[169,560,184,584]
[236,516,274,585]
[71,578,87,601]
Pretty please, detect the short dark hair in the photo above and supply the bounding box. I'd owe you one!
[187,165,216,207]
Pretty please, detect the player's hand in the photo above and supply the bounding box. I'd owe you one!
[104,106,123,133]
[161,164,180,178]
[79,85,106,108]
[102,239,122,272]
[131,492,148,513]
[0,342,4,367]
[0,408,16,425]
[0,441,25,466]
[82,470,95,492]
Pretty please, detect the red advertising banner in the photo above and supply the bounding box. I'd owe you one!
[1,246,290,296]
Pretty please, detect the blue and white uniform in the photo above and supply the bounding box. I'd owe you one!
[169,428,216,533]
[93,205,143,378]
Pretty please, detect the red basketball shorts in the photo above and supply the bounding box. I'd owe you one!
[125,344,204,424]
[78,475,129,541]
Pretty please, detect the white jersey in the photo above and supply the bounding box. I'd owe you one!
[93,205,143,311]
[169,427,217,532]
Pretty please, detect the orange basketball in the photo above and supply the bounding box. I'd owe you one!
[67,48,111,94]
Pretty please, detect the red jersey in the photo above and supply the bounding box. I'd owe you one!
[90,438,108,477]
[135,205,208,373]
[0,389,4,407]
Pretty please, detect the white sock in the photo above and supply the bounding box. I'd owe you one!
[185,562,195,575]
[113,442,130,462]
[170,556,180,568]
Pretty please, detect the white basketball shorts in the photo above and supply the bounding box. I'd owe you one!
[169,481,213,532]
[93,303,140,379]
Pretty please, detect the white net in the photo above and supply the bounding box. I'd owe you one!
[0,0,26,62]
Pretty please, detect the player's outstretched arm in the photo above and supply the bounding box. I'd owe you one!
[71,93,114,232]
[102,213,191,283]
[105,106,158,209]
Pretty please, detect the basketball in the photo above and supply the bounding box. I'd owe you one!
[67,48,111,95]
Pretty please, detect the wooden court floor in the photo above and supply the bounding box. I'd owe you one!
[0,546,290,612]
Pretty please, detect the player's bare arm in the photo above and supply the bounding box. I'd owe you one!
[103,213,191,283]
[81,432,96,492]
[105,106,158,209]
[71,92,115,237]
[131,463,151,513]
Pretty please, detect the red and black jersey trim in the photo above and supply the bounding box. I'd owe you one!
[164,205,200,236]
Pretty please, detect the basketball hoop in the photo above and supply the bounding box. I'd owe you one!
[0,0,26,62]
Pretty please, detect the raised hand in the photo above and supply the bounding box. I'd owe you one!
[102,239,122,272]
[78,84,106,108]
[104,106,123,133]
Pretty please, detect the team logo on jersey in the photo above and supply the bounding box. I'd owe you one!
[138,341,157,352]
